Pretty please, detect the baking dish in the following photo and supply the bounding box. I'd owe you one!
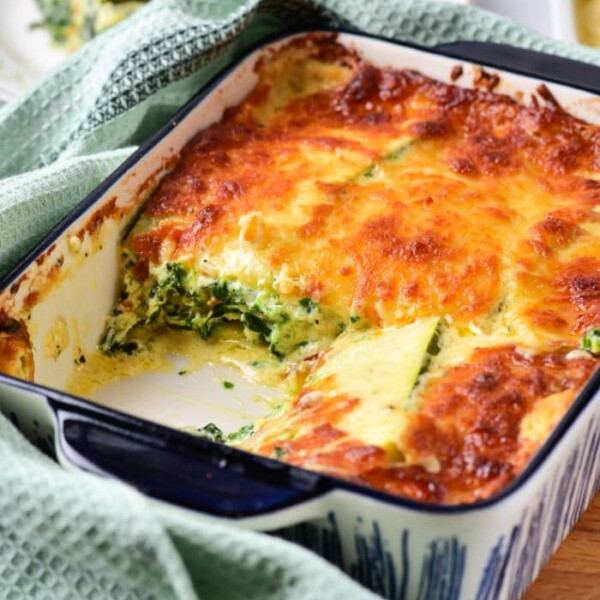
[1,30,599,600]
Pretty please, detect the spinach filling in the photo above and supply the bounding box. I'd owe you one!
[101,260,343,358]
[181,422,255,444]
[100,139,420,358]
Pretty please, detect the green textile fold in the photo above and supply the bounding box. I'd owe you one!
[1,1,599,598]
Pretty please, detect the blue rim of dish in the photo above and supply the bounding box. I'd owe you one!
[1,27,600,517]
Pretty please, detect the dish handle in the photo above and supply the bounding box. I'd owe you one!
[48,395,332,520]
[434,41,600,94]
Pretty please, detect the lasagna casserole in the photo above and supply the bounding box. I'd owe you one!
[76,35,600,503]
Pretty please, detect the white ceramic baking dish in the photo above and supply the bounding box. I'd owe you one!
[1,30,599,600]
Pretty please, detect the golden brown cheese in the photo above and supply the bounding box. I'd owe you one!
[0,309,34,381]
[106,34,600,504]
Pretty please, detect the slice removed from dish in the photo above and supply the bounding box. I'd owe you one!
[242,317,441,460]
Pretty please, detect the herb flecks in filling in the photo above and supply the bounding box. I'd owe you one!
[102,257,342,360]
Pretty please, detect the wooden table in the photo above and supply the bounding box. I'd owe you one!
[524,493,600,599]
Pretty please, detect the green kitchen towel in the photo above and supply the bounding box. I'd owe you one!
[1,1,600,599]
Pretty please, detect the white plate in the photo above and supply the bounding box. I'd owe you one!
[0,0,64,102]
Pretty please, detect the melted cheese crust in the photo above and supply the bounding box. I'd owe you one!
[0,309,34,381]
[109,34,600,504]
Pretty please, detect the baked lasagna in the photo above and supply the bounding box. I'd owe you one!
[98,34,600,504]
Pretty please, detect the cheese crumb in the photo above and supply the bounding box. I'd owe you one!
[68,235,82,254]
